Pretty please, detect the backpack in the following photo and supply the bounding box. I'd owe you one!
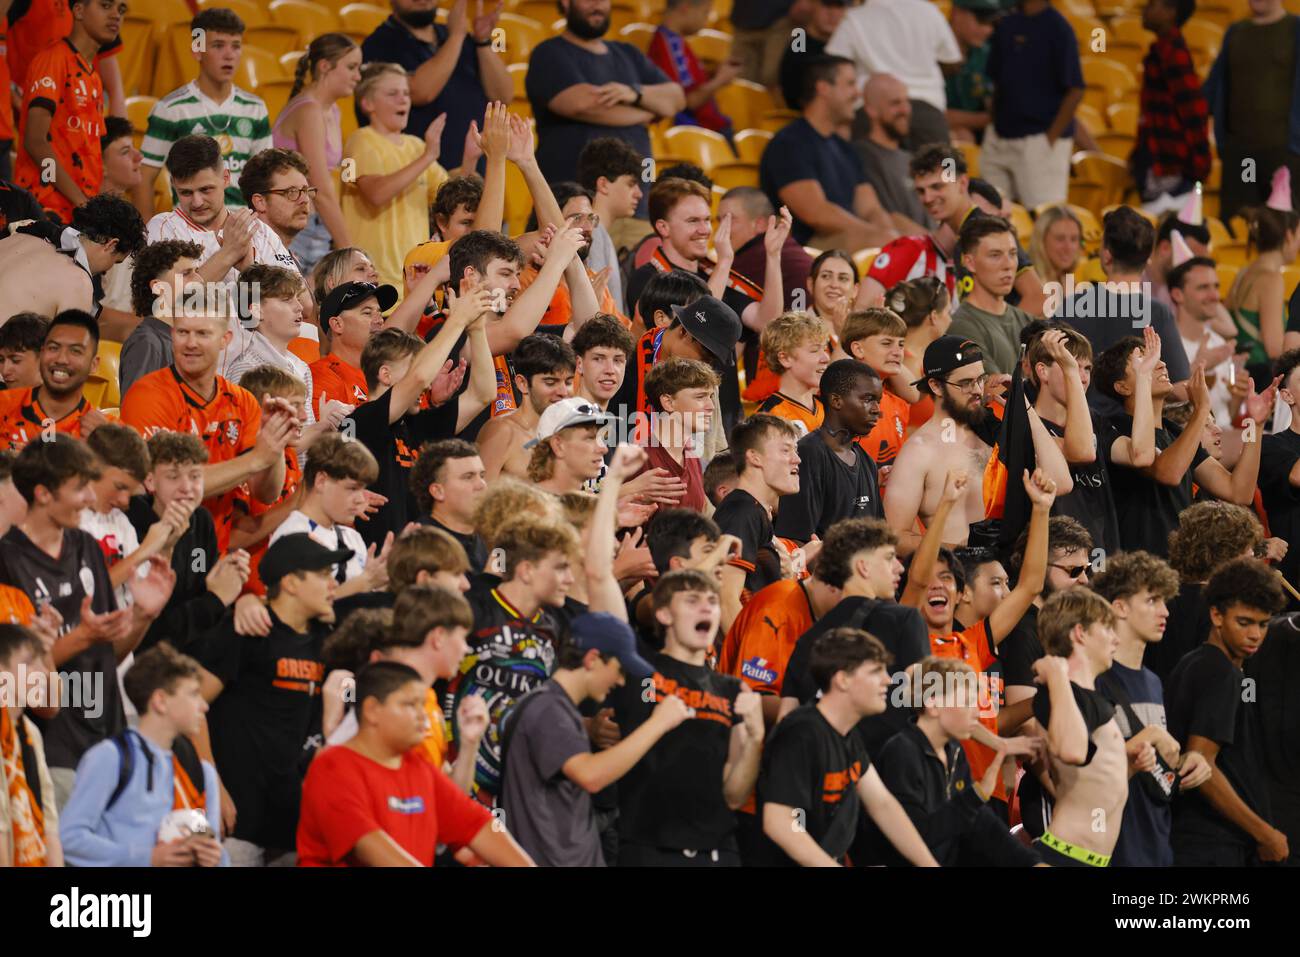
[495,688,550,794]
[106,730,206,811]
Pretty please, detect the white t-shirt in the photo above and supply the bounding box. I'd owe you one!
[80,507,141,719]
[269,510,368,584]
[825,0,962,112]
[1180,327,1234,426]
[145,208,301,285]
[220,324,317,424]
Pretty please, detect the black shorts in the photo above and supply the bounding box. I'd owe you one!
[617,843,741,867]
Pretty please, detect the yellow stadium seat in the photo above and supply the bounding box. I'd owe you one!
[1059,0,1099,16]
[197,0,271,28]
[1072,150,1131,209]
[507,62,529,101]
[340,96,359,144]
[958,141,980,177]
[663,125,735,172]
[609,4,646,33]
[87,342,123,407]
[710,184,725,218]
[1194,1,1239,28]
[853,247,879,277]
[1182,18,1225,56]
[1095,131,1134,160]
[1203,189,1220,220]
[1066,13,1105,45]
[246,25,303,58]
[504,161,533,236]
[1206,215,1234,248]
[1106,44,1145,73]
[497,13,547,65]
[1107,14,1151,45]
[757,108,799,133]
[118,17,158,97]
[1082,56,1138,110]
[1107,101,1138,136]
[714,79,773,132]
[260,78,297,122]
[650,155,693,177]
[130,0,193,25]
[619,22,657,52]
[1285,265,1300,299]
[236,45,288,91]
[339,2,389,35]
[687,28,732,70]
[269,0,341,38]
[1073,256,1106,283]
[155,22,200,96]
[515,0,559,24]
[126,95,158,135]
[1074,102,1106,135]
[281,50,308,73]
[1207,156,1222,190]
[709,161,759,191]
[1009,203,1033,246]
[733,127,773,163]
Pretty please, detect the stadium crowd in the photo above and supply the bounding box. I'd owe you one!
[1,0,1299,869]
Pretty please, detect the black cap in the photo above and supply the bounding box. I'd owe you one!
[319,281,399,328]
[671,296,742,367]
[912,335,984,388]
[259,533,354,588]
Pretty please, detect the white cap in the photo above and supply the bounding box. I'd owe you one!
[525,398,612,448]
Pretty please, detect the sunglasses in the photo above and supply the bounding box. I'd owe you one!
[1050,562,1090,578]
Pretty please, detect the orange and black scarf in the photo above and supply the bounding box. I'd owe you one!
[0,708,46,866]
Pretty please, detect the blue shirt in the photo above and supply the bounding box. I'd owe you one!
[59,732,226,867]
[1096,661,1173,867]
[360,16,488,168]
[525,36,669,217]
[986,6,1083,139]
[760,118,866,245]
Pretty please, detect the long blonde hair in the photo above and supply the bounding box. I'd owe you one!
[1030,205,1084,285]
[289,33,358,100]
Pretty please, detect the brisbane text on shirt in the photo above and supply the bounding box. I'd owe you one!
[1042,277,1152,329]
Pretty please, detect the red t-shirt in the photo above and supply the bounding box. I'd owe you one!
[297,744,492,867]
[639,441,706,514]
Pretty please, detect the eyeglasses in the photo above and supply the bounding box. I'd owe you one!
[942,373,990,394]
[1050,563,1091,578]
[566,212,600,228]
[264,186,318,202]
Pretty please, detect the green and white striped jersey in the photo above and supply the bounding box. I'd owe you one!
[140,81,273,208]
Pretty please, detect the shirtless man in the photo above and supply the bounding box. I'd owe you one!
[1030,586,1156,867]
[885,335,1072,555]
[0,195,146,323]
[477,334,576,481]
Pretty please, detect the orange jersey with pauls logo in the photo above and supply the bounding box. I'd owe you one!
[121,367,261,553]
[856,387,910,492]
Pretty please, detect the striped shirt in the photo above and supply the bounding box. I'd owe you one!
[145,207,300,283]
[140,81,273,208]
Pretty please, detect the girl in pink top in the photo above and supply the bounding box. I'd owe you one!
[272,33,362,271]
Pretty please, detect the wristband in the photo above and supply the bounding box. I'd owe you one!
[631,87,643,107]
[474,37,493,47]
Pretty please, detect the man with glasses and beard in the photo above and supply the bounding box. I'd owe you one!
[525,0,686,217]
[359,0,514,169]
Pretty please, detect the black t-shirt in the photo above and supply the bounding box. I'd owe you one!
[1259,429,1300,606]
[445,582,567,805]
[608,648,744,851]
[193,609,327,849]
[1041,414,1119,558]
[759,118,867,245]
[998,604,1042,689]
[1103,413,1208,557]
[127,495,224,655]
[0,178,46,235]
[1071,294,1189,419]
[349,388,458,548]
[755,703,872,865]
[1166,643,1272,848]
[1032,679,1117,766]
[772,430,881,543]
[1146,581,1210,684]
[420,515,489,572]
[1248,614,1300,788]
[713,489,782,600]
[0,526,122,770]
[783,596,929,756]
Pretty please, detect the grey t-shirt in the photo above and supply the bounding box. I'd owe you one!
[949,300,1033,376]
[586,224,625,315]
[855,138,931,227]
[499,680,604,866]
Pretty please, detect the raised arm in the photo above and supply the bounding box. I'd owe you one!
[355,115,447,208]
[408,0,470,105]
[388,284,492,419]
[988,470,1057,643]
[487,227,586,355]
[722,689,765,809]
[584,445,645,619]
[1146,365,1211,485]
[1033,655,1089,765]
[561,694,689,793]
[750,208,793,332]
[1026,404,1073,493]
[1041,330,1094,463]
[900,469,966,608]
[1108,327,1161,468]
[1194,374,1273,505]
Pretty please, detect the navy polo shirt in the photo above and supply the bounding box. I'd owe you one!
[759,118,867,245]
[525,36,670,217]
[986,6,1084,140]
[360,16,488,168]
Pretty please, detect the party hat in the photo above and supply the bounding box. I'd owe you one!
[1177,182,1203,225]
[1170,229,1195,267]
[1267,166,1293,212]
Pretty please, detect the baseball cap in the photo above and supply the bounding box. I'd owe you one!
[952,0,1004,12]
[319,281,399,327]
[524,397,612,449]
[570,612,654,679]
[671,296,742,367]
[259,533,354,588]
[912,335,985,388]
